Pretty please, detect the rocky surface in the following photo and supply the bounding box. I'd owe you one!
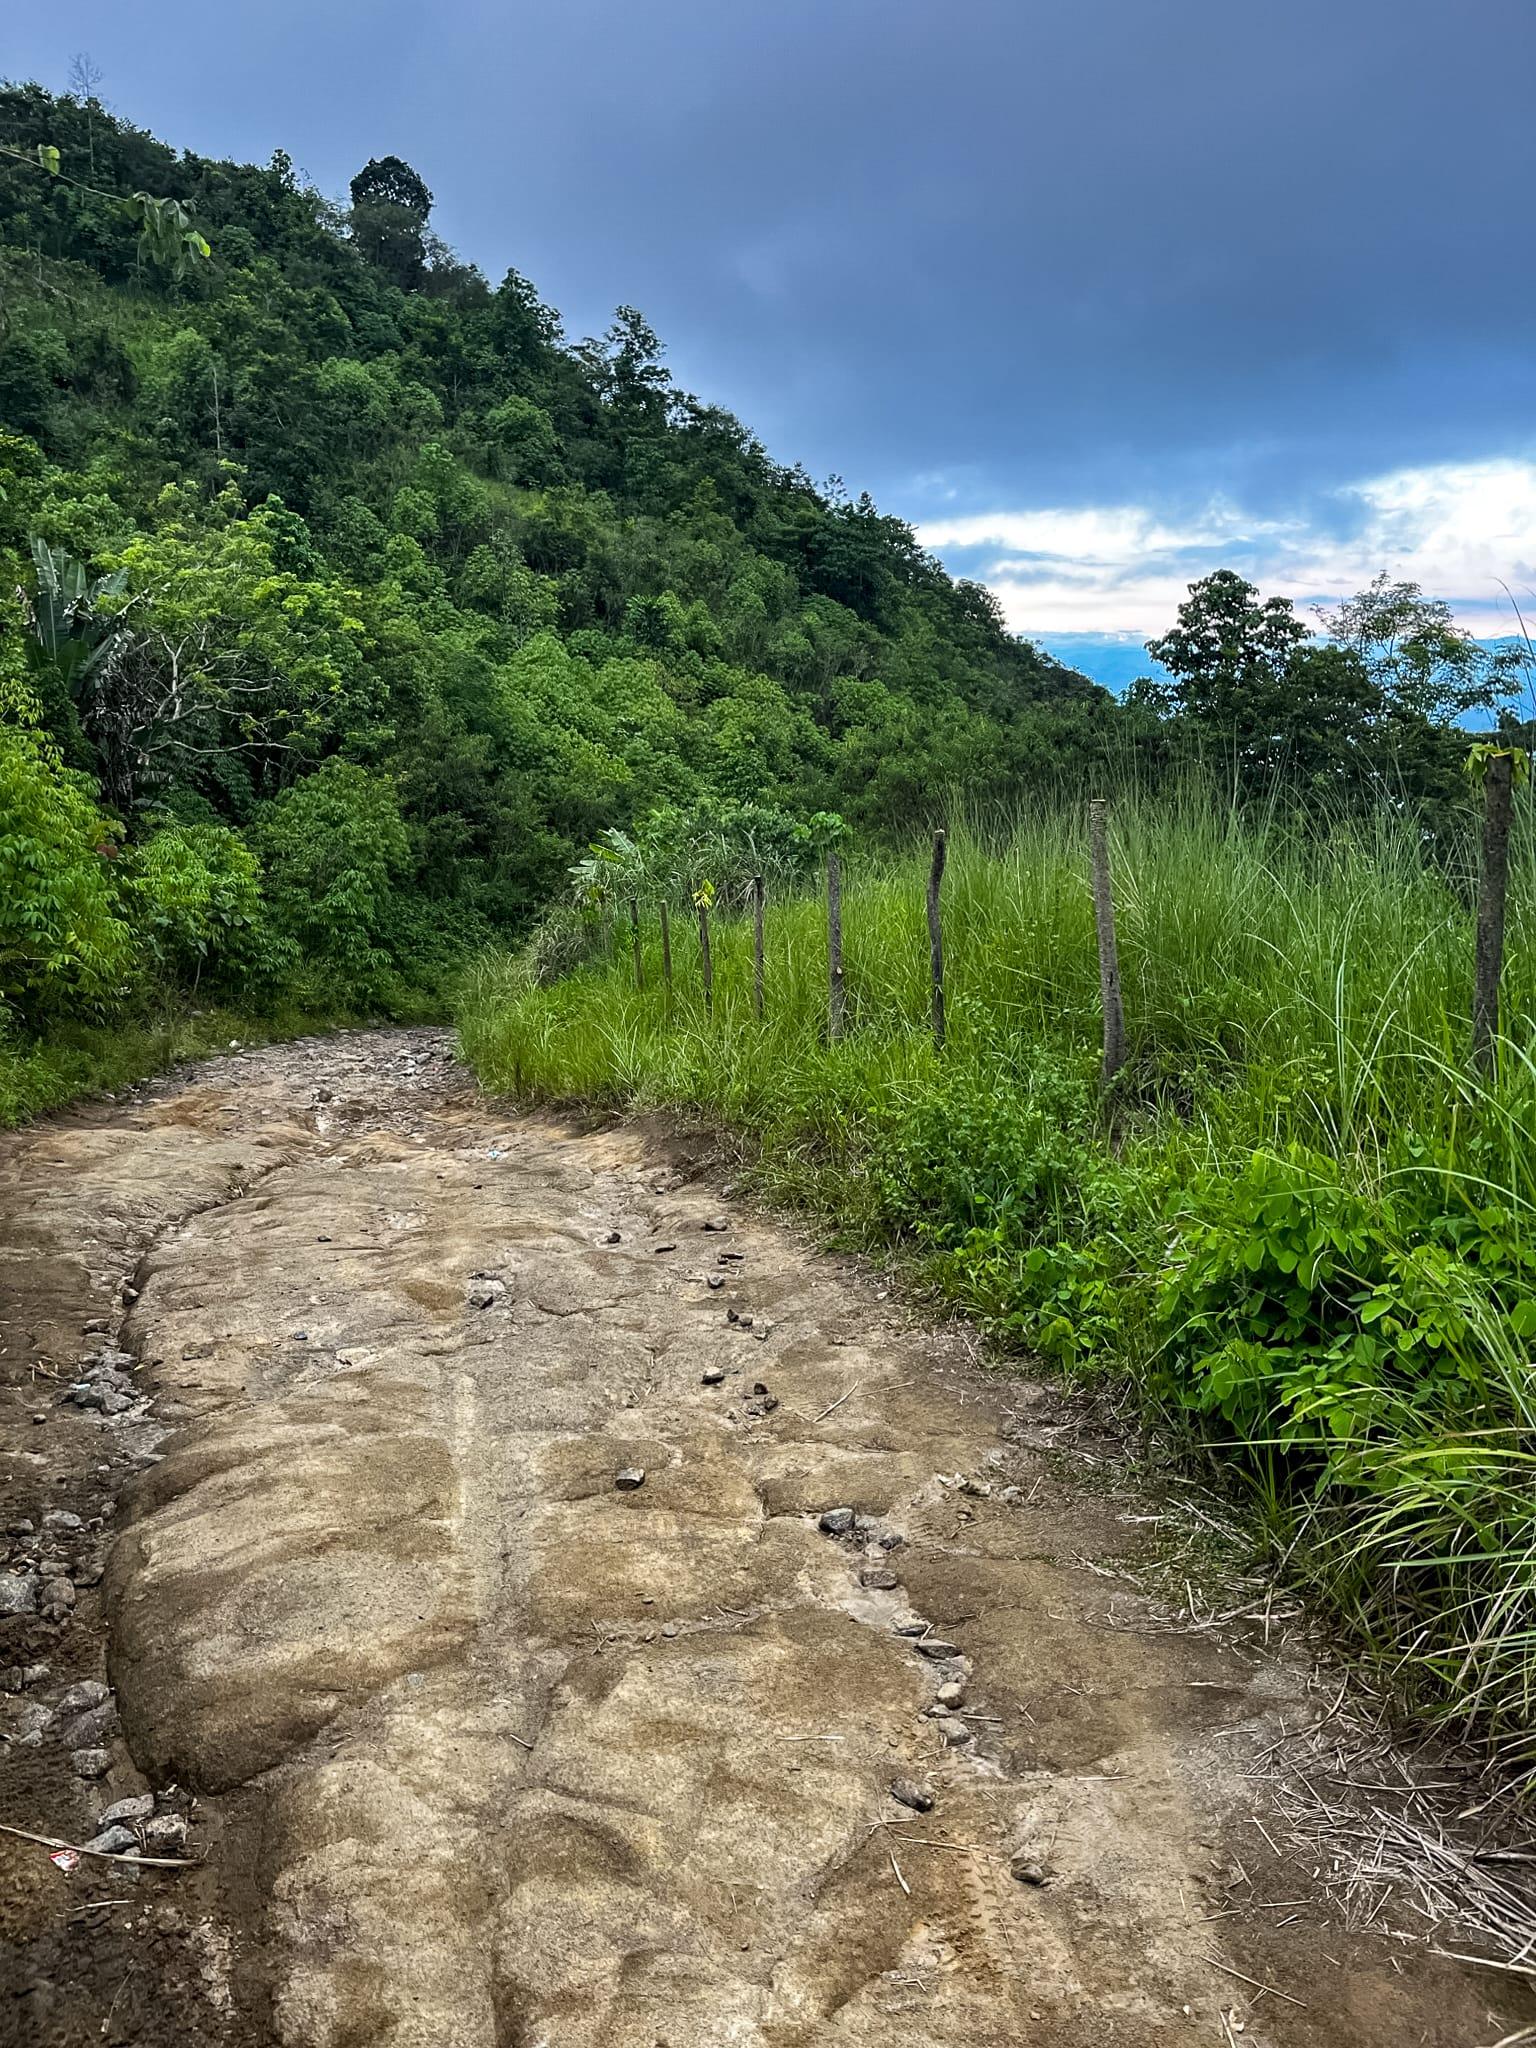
[0,1028,1529,2046]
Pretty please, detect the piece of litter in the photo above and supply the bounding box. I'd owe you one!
[49,1848,79,1874]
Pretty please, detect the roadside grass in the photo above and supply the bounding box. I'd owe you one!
[456,789,1536,1780]
[0,994,362,1128]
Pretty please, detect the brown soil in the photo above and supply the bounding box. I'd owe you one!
[0,1028,1529,2046]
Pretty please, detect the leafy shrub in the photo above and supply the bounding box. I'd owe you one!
[248,761,410,1001]
[0,723,130,1024]
[121,822,281,989]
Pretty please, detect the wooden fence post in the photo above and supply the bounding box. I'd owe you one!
[659,899,673,991]
[1088,799,1127,1083]
[1473,751,1515,1074]
[697,899,714,1017]
[752,874,765,1021]
[827,851,846,1042]
[927,829,947,1050]
[629,897,644,992]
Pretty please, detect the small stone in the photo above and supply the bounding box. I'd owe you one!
[467,1279,504,1310]
[5,1521,33,1537]
[959,1477,991,1498]
[42,1511,83,1533]
[817,1508,855,1537]
[31,1412,47,1426]
[752,1382,769,1396]
[859,1567,900,1590]
[1010,1855,1051,1887]
[140,1814,189,1851]
[653,1244,677,1255]
[601,1230,622,1245]
[0,1574,39,1617]
[725,1308,739,1323]
[83,1825,137,1855]
[914,1637,961,1660]
[61,1701,118,1748]
[760,1395,779,1413]
[70,1385,105,1409]
[737,1315,754,1331]
[660,1622,678,1639]
[878,1531,905,1550]
[84,1317,110,1334]
[890,1611,928,1635]
[40,1577,77,1622]
[53,1681,109,1716]
[702,1218,730,1233]
[98,1793,154,1827]
[614,1468,646,1491]
[20,1664,47,1688]
[936,1716,972,1746]
[753,1328,768,1341]
[71,1748,111,1779]
[890,1778,934,1814]
[701,1367,726,1386]
[935,1680,966,1709]
[707,1275,725,1291]
[100,1392,133,1416]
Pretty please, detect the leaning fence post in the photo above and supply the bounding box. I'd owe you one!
[752,875,765,1020]
[697,897,714,1017]
[1088,799,1126,1083]
[927,829,947,1050]
[629,897,644,992]
[659,899,673,990]
[827,851,846,1042]
[1472,750,1515,1074]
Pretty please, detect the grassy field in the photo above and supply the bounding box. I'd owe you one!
[457,790,1536,1776]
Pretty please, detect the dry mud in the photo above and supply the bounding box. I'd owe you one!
[1,1029,1530,2046]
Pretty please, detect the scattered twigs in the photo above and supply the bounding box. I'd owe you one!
[1203,1952,1308,2008]
[0,1820,198,1869]
[890,1848,911,1895]
[810,1382,862,1424]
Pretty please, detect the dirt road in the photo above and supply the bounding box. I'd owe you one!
[1,1030,1529,2046]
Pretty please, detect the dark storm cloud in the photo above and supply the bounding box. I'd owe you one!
[8,1,1535,641]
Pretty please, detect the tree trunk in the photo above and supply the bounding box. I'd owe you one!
[697,901,714,1017]
[827,852,846,1043]
[629,897,644,992]
[927,829,947,1050]
[1088,799,1127,1083]
[1473,751,1515,1074]
[752,875,765,1021]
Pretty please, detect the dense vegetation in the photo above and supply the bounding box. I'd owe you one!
[0,82,1143,1107]
[461,790,1536,1773]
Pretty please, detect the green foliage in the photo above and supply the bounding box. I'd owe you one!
[121,821,274,986]
[458,791,1536,1765]
[248,761,410,998]
[0,722,129,1024]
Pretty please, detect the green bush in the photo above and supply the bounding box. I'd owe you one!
[0,722,131,1025]
[121,821,282,990]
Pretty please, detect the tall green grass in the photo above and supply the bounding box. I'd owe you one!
[457,790,1536,1774]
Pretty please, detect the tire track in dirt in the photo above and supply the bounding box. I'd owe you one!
[1,1030,1530,2046]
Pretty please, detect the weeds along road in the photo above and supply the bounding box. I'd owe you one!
[0,1030,1529,2047]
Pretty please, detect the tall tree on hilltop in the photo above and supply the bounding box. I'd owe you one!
[349,154,433,289]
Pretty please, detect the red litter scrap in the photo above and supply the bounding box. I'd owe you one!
[49,1848,80,1874]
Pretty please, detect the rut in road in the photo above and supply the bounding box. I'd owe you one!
[2,1030,1529,2047]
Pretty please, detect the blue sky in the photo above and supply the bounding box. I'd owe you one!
[7,1,1536,677]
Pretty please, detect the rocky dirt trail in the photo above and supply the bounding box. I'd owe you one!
[1,1029,1531,2046]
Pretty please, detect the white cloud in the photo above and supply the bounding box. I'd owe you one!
[915,458,1536,641]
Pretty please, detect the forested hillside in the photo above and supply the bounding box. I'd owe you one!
[0,83,1128,1046]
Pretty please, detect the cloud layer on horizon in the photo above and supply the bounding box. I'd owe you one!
[916,459,1536,643]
